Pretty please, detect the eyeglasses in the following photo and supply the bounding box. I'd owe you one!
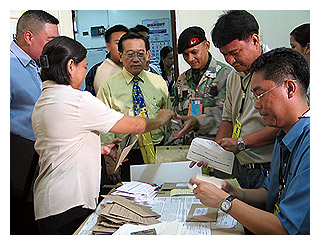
[124,52,146,59]
[251,80,289,102]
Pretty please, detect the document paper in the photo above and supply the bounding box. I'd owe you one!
[187,138,235,174]
[114,134,139,171]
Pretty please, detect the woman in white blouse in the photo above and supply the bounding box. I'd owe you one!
[31,36,174,234]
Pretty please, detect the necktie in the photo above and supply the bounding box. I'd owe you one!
[132,76,149,118]
[132,76,155,164]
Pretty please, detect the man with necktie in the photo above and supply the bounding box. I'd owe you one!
[97,32,171,181]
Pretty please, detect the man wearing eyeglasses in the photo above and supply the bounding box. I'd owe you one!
[190,48,310,234]
[97,32,171,181]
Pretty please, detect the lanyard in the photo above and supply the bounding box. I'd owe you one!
[275,128,305,206]
[276,147,290,205]
[239,73,252,115]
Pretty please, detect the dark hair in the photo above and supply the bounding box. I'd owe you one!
[118,31,150,52]
[159,46,173,79]
[104,24,129,43]
[211,10,259,48]
[130,24,150,34]
[290,23,310,48]
[251,47,309,95]
[16,10,59,41]
[39,36,87,85]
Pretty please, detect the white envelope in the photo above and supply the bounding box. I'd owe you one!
[187,138,235,174]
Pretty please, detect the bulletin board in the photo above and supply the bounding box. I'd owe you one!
[142,18,172,65]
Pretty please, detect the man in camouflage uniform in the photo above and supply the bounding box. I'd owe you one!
[165,26,231,145]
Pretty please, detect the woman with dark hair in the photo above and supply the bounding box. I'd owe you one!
[159,46,174,95]
[32,36,174,234]
[290,23,310,105]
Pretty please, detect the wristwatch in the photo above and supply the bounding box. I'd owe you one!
[220,195,235,213]
[237,137,246,151]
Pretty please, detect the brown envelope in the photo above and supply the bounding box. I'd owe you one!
[186,204,218,222]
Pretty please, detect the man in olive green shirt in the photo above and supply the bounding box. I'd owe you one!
[97,32,171,180]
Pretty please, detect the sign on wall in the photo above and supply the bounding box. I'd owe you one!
[142,18,172,65]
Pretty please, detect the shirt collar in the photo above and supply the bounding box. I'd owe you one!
[106,58,122,69]
[122,68,146,85]
[10,41,37,68]
[42,80,71,90]
[277,116,310,152]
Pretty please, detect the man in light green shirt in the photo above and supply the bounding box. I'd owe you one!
[97,68,171,144]
[97,32,171,180]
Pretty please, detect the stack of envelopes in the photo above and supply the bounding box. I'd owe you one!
[91,194,161,235]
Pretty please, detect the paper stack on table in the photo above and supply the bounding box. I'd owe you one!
[187,138,235,174]
[111,181,157,204]
[113,220,186,235]
[90,194,161,235]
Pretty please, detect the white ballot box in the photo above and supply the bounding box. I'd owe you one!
[130,161,201,183]
[187,138,235,174]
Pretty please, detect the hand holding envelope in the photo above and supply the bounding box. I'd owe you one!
[187,138,235,174]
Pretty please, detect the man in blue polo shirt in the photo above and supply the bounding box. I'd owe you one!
[10,10,59,234]
[189,48,310,234]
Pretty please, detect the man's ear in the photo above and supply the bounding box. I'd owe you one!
[119,52,123,63]
[205,40,210,51]
[24,31,33,46]
[106,42,111,52]
[286,79,297,99]
[305,43,310,55]
[251,33,260,47]
[146,50,151,62]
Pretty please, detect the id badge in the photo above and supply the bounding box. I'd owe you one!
[188,99,203,116]
[232,118,242,138]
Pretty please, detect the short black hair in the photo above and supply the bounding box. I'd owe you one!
[39,36,87,85]
[290,23,310,48]
[251,47,309,95]
[104,24,129,43]
[211,10,259,48]
[130,24,150,34]
[16,10,59,41]
[118,31,150,52]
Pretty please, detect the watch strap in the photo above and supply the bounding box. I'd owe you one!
[226,195,235,202]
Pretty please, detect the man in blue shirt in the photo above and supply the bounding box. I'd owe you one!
[189,48,310,234]
[10,10,59,234]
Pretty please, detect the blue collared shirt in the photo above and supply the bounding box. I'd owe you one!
[263,115,310,234]
[10,41,42,141]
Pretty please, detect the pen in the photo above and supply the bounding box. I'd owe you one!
[124,135,131,148]
[154,184,163,191]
